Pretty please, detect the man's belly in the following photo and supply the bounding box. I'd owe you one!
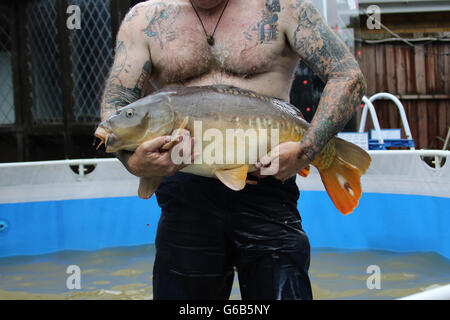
[162,69,295,102]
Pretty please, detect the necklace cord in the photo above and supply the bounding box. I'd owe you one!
[189,0,230,44]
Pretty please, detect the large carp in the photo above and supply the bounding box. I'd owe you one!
[95,85,371,215]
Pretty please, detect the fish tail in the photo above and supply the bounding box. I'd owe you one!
[317,138,371,215]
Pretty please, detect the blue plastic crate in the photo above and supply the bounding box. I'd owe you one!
[369,139,415,150]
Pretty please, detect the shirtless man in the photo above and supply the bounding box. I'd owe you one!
[100,0,366,300]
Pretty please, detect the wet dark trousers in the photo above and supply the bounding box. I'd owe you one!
[153,172,313,300]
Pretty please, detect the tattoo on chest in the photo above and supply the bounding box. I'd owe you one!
[141,2,181,49]
[244,0,280,44]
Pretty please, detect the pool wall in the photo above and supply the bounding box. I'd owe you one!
[0,152,449,258]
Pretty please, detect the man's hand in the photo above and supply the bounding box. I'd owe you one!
[127,130,196,178]
[253,141,312,182]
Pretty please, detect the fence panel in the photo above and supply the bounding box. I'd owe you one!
[0,4,15,125]
[70,0,114,122]
[360,42,450,149]
[26,0,63,124]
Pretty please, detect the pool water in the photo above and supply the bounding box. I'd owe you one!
[0,245,449,300]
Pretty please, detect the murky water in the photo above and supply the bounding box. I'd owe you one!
[0,245,449,300]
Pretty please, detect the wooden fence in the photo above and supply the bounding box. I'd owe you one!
[356,41,450,150]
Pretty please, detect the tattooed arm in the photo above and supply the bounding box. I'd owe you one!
[100,2,192,177]
[285,0,366,162]
[100,4,153,170]
[100,7,151,121]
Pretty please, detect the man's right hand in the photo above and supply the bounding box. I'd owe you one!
[127,130,196,178]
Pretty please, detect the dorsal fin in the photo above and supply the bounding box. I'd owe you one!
[212,85,271,102]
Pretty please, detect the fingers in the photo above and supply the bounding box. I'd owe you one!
[158,130,198,175]
[255,146,280,176]
[140,129,193,153]
[140,136,173,152]
[272,154,310,183]
[132,132,198,177]
[256,145,280,168]
[254,142,311,182]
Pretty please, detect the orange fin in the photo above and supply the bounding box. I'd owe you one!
[318,157,363,215]
[138,177,162,199]
[316,137,371,215]
[299,165,310,178]
[215,165,248,191]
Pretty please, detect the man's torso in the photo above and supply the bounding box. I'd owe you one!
[127,0,300,100]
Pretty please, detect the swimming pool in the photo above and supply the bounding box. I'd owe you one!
[0,150,449,299]
[0,245,449,300]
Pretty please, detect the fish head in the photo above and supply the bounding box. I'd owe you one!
[95,96,175,153]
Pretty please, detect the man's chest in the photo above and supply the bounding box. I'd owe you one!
[143,1,289,83]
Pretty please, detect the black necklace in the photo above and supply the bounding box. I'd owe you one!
[189,0,230,46]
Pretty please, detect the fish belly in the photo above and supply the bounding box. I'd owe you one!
[180,163,258,178]
[178,131,261,178]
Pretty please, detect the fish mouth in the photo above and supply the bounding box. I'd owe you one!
[94,126,114,152]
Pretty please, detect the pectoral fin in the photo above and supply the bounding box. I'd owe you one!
[161,116,190,151]
[160,136,179,152]
[138,177,163,199]
[215,165,248,191]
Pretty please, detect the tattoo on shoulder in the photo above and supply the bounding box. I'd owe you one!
[244,0,281,44]
[124,4,144,22]
[293,0,358,77]
[141,2,181,49]
[101,42,151,119]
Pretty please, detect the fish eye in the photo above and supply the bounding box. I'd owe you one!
[125,109,135,118]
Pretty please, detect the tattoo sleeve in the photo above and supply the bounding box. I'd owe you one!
[100,17,152,169]
[100,40,151,120]
[290,0,366,161]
